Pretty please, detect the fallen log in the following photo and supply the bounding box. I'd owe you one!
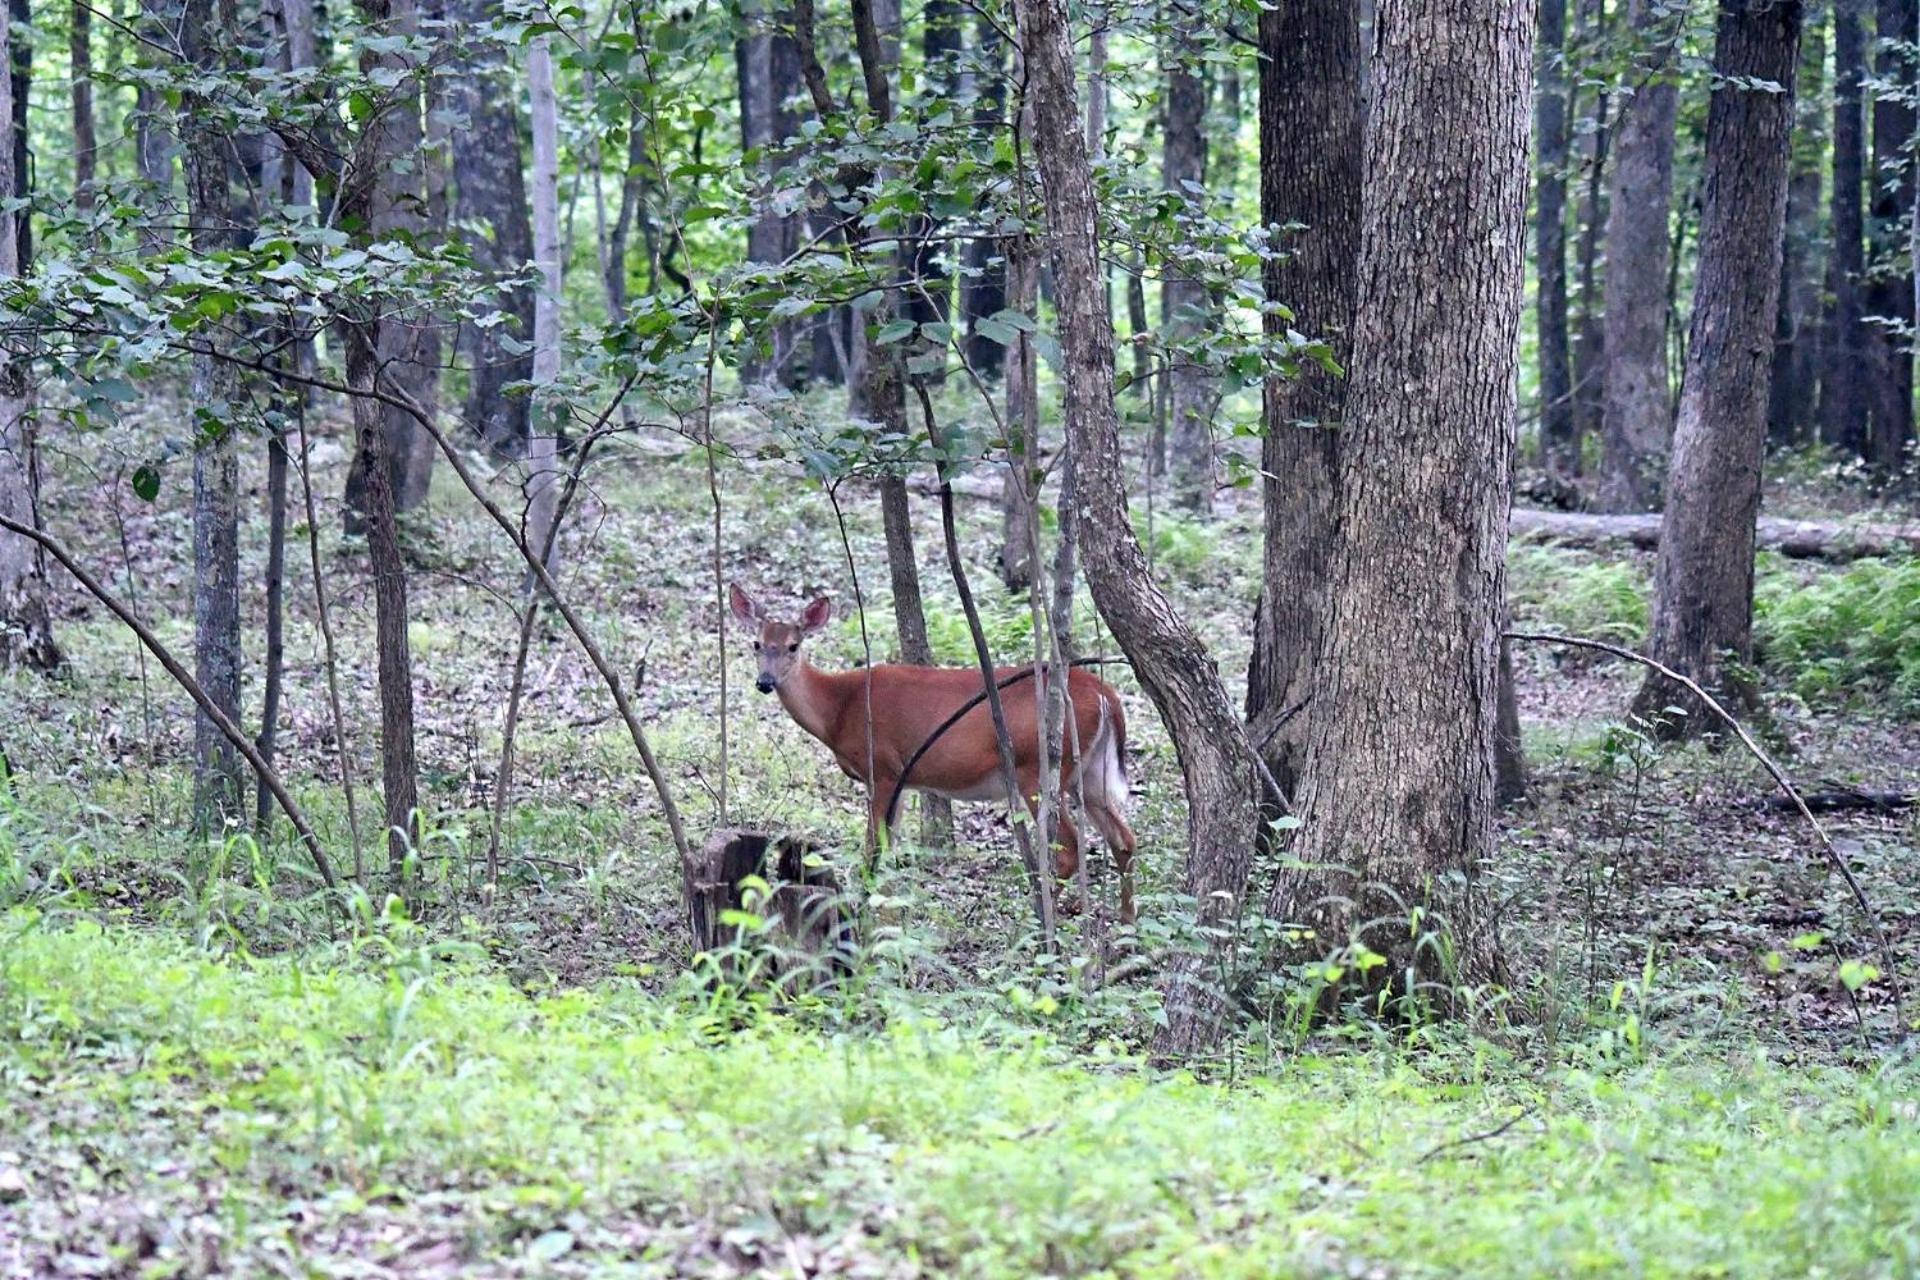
[1511,508,1920,561]
[1761,788,1915,815]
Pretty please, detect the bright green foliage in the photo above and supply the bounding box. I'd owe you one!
[4,917,1918,1277]
[1754,554,1920,715]
[1508,542,1652,643]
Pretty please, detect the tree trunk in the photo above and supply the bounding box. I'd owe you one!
[0,0,56,674]
[1769,9,1827,446]
[905,0,962,351]
[999,232,1038,591]
[961,10,1008,379]
[1864,0,1915,467]
[1597,0,1683,512]
[352,0,429,883]
[1283,0,1531,993]
[1246,0,1360,801]
[447,0,535,456]
[738,5,803,384]
[525,34,560,570]
[70,0,94,211]
[1536,0,1576,474]
[180,0,245,829]
[1014,0,1261,1058]
[1570,0,1610,457]
[1822,0,1870,453]
[1633,0,1803,728]
[1163,29,1214,513]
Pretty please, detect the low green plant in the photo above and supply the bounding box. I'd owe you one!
[1507,541,1650,643]
[1754,552,1920,714]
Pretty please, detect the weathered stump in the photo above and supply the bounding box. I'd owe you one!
[689,829,856,982]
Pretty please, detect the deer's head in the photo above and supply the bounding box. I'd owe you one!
[729,584,832,694]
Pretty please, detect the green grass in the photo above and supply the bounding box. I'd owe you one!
[1755,552,1920,716]
[1508,541,1651,644]
[4,915,1918,1277]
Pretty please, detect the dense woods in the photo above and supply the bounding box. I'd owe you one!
[1,0,1917,1270]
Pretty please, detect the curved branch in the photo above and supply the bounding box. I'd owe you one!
[0,512,337,891]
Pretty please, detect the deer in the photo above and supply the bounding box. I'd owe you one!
[729,583,1137,922]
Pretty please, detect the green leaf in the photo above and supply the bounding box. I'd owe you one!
[972,316,1017,346]
[1838,960,1880,992]
[131,464,160,504]
[875,319,917,345]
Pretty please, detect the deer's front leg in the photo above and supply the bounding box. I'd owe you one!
[864,774,903,868]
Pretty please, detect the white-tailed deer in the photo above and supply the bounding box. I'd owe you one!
[729,583,1137,921]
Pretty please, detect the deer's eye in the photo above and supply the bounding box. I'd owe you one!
[752,641,761,651]
[788,643,798,653]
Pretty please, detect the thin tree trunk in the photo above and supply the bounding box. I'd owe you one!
[1822,0,1870,453]
[70,0,94,212]
[961,10,1008,379]
[1769,9,1827,446]
[605,4,648,324]
[1597,0,1683,512]
[1536,0,1576,473]
[525,34,560,571]
[738,4,802,383]
[1633,0,1804,727]
[1247,0,1360,801]
[446,0,534,455]
[182,0,245,829]
[999,218,1039,591]
[1571,0,1610,458]
[255,424,288,834]
[0,0,57,673]
[352,0,429,884]
[1864,0,1915,467]
[1014,0,1262,1058]
[1283,0,1532,993]
[1163,25,1214,513]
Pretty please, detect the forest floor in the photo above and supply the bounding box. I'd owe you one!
[2,389,1918,1274]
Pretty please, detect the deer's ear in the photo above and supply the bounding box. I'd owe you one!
[728,583,761,627]
[800,596,833,634]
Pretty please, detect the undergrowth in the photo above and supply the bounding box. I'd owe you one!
[3,915,1918,1278]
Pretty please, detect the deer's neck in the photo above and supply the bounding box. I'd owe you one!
[777,660,850,749]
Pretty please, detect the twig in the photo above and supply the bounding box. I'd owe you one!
[1416,1105,1540,1165]
[0,511,337,891]
[1506,630,1905,1026]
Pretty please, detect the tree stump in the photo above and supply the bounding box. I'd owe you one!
[689,829,855,983]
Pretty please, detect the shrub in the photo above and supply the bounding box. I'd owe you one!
[1754,552,1920,714]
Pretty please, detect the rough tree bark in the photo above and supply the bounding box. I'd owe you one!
[738,2,802,384]
[0,0,57,673]
[1822,0,1870,453]
[1162,23,1215,514]
[447,0,535,455]
[961,10,1008,379]
[1014,0,1261,1058]
[1282,0,1532,992]
[1246,0,1360,801]
[1536,0,1577,474]
[181,0,246,828]
[1571,0,1610,454]
[1864,0,1915,467]
[349,0,431,883]
[70,0,94,211]
[1598,0,1683,512]
[1769,12,1827,446]
[1633,0,1803,728]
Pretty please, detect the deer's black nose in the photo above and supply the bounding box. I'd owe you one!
[756,675,776,694]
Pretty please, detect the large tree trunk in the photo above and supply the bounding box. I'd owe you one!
[1769,12,1827,446]
[1162,28,1215,513]
[1014,0,1260,1058]
[1822,0,1871,453]
[1246,0,1360,801]
[1597,0,1682,512]
[180,0,246,828]
[1633,0,1803,728]
[1864,0,1916,467]
[1535,0,1577,474]
[446,0,534,456]
[1283,0,1531,993]
[0,0,57,674]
